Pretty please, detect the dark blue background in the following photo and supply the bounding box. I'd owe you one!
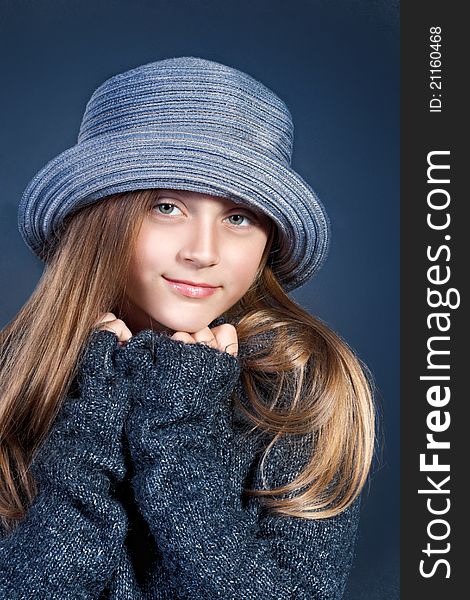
[0,1,399,597]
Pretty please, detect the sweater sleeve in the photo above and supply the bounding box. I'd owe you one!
[0,330,131,600]
[123,330,361,600]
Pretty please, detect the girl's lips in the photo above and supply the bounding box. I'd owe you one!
[163,277,220,299]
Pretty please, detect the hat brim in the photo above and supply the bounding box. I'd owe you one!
[18,131,330,291]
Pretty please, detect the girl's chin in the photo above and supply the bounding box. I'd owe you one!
[123,302,224,335]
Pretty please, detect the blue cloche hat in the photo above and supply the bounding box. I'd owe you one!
[18,56,330,291]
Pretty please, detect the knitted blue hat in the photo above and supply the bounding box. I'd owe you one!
[18,56,330,291]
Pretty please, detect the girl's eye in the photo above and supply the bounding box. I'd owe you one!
[154,203,182,216]
[153,203,256,227]
[225,214,254,227]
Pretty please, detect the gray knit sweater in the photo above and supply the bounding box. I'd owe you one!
[0,328,360,599]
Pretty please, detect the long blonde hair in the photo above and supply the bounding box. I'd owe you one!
[0,188,376,533]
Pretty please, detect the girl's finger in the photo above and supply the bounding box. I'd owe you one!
[94,314,133,346]
[211,324,239,357]
[192,327,218,349]
[94,312,117,326]
[171,331,196,344]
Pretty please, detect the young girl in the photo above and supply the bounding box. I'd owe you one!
[0,57,375,599]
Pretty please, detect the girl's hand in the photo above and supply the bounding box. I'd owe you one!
[94,312,133,347]
[93,314,238,356]
[171,324,239,358]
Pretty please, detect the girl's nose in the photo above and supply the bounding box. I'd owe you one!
[178,220,220,268]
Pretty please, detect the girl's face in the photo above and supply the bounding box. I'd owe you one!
[122,189,272,334]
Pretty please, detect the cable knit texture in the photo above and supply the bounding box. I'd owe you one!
[0,328,361,599]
